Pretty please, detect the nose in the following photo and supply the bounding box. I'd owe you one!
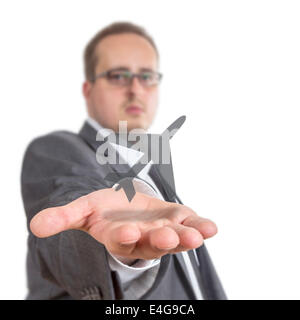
[127,76,144,95]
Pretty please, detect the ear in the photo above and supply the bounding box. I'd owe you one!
[82,81,92,101]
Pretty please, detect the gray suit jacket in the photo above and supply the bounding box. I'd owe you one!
[21,121,227,300]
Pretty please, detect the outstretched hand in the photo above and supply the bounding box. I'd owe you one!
[30,188,217,260]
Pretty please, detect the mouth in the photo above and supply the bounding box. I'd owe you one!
[125,105,144,115]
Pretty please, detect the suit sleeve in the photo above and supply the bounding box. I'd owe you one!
[21,131,116,300]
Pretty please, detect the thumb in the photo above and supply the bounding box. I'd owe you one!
[30,194,92,238]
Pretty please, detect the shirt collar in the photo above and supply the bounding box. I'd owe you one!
[86,117,112,138]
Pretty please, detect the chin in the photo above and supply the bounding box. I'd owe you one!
[124,118,148,132]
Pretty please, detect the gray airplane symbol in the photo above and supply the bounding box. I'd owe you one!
[104,115,186,202]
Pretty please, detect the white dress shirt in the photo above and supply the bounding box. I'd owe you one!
[86,117,203,299]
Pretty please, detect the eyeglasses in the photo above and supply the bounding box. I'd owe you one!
[92,68,163,87]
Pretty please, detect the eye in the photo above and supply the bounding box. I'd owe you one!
[141,73,153,80]
[108,72,126,80]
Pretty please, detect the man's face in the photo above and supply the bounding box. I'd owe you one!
[83,33,160,132]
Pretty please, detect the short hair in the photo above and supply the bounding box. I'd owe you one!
[83,21,160,82]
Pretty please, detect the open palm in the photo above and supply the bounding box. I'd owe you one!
[30,188,217,260]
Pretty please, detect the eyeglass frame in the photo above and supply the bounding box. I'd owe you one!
[91,68,163,87]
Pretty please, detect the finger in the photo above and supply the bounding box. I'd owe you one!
[182,216,218,239]
[149,226,180,250]
[102,224,141,256]
[166,224,204,254]
[128,226,180,260]
[30,194,92,238]
[174,223,203,248]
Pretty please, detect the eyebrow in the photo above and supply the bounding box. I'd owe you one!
[108,66,156,73]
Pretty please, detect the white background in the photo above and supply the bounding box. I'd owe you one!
[0,0,299,299]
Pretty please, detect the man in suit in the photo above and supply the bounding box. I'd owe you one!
[21,21,227,300]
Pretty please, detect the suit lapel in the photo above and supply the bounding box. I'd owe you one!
[194,244,227,300]
[148,163,178,202]
[78,121,132,185]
